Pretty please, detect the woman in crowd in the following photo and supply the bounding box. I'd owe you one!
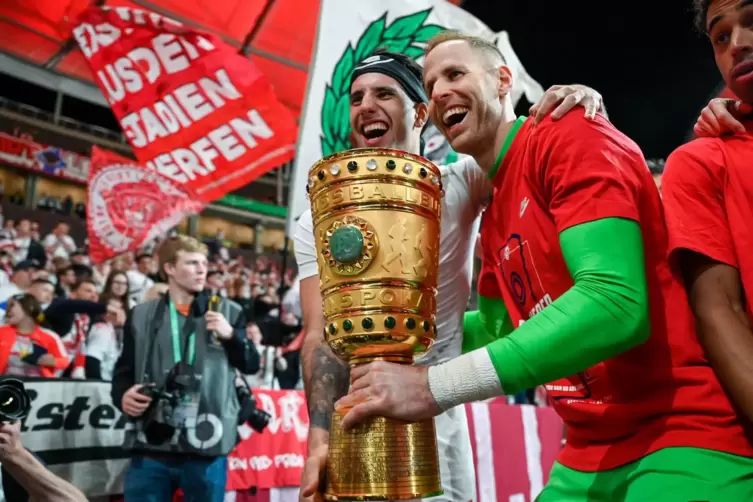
[0,293,68,377]
[101,270,131,309]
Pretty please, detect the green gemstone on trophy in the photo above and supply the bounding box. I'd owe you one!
[362,317,374,329]
[343,319,353,332]
[405,318,416,330]
[384,316,396,329]
[330,225,364,263]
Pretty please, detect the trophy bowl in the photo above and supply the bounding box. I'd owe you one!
[308,148,444,501]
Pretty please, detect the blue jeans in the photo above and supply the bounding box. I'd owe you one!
[124,455,227,502]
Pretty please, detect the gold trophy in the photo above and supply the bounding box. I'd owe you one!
[308,148,443,501]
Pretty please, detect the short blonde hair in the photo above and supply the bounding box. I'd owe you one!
[157,235,208,279]
[425,31,506,65]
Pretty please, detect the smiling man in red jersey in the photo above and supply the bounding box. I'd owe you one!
[662,0,753,433]
[335,31,753,501]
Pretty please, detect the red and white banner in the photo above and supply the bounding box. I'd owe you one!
[227,389,310,490]
[0,132,90,183]
[72,6,297,204]
[87,147,204,263]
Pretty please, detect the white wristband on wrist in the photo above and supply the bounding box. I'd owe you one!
[427,348,504,411]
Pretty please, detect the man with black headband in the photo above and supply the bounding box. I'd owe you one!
[295,47,605,502]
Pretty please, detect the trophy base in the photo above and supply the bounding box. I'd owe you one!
[324,410,442,501]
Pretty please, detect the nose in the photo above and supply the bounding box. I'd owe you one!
[731,25,753,59]
[359,92,378,112]
[430,80,452,104]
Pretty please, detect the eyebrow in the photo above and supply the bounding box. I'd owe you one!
[350,85,397,99]
[709,0,753,33]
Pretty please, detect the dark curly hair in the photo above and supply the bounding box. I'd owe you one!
[693,0,712,33]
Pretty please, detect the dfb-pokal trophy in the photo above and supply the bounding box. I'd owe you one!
[307,148,444,500]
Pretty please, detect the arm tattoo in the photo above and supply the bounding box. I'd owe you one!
[307,342,350,431]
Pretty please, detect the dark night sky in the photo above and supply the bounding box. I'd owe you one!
[463,0,724,160]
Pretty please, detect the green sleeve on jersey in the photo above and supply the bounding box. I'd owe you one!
[462,295,514,354]
[485,217,650,395]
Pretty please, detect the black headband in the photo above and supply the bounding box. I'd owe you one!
[350,54,428,105]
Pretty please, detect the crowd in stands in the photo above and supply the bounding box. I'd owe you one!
[0,211,303,390]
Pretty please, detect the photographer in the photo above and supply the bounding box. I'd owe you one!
[111,236,259,502]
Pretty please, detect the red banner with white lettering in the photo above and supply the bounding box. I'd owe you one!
[72,6,297,203]
[87,147,204,263]
[0,132,89,183]
[227,389,310,490]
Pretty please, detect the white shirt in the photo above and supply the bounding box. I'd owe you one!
[84,322,121,381]
[126,270,154,306]
[42,233,76,259]
[0,282,22,305]
[294,157,490,364]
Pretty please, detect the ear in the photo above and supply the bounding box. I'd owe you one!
[413,102,429,130]
[163,262,174,280]
[496,65,513,100]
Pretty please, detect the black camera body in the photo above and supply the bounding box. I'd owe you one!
[236,384,271,433]
[140,362,197,445]
[0,379,30,423]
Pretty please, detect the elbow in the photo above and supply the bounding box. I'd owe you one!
[614,295,651,352]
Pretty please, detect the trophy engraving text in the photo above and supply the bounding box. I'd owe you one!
[314,184,438,213]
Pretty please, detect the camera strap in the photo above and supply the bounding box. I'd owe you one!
[169,300,195,365]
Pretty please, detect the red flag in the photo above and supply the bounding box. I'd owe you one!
[72,6,297,203]
[87,147,204,263]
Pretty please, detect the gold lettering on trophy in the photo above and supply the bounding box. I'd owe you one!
[350,186,364,199]
[332,189,344,204]
[317,228,333,287]
[370,186,386,199]
[340,294,353,308]
[420,192,430,207]
[361,291,376,304]
[379,289,396,304]
[382,218,412,275]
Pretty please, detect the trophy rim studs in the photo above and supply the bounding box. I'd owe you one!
[328,323,338,335]
[343,319,353,332]
[419,167,427,178]
[362,317,374,330]
[318,170,325,180]
[384,316,396,329]
[347,160,358,172]
[405,318,416,330]
[422,321,431,332]
[386,159,396,169]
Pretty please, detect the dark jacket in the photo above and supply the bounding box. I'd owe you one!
[110,290,259,457]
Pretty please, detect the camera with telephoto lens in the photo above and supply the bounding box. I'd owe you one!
[0,379,30,423]
[236,384,271,433]
[140,362,197,445]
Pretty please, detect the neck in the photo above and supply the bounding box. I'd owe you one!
[474,104,517,175]
[168,282,196,305]
[16,319,35,334]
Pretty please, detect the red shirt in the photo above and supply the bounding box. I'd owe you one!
[662,128,753,317]
[0,324,69,378]
[478,113,753,471]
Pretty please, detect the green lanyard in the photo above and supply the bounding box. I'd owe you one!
[169,300,195,365]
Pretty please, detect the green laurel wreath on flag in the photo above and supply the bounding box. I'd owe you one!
[319,8,445,156]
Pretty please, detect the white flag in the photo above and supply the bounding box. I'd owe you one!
[286,0,543,236]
